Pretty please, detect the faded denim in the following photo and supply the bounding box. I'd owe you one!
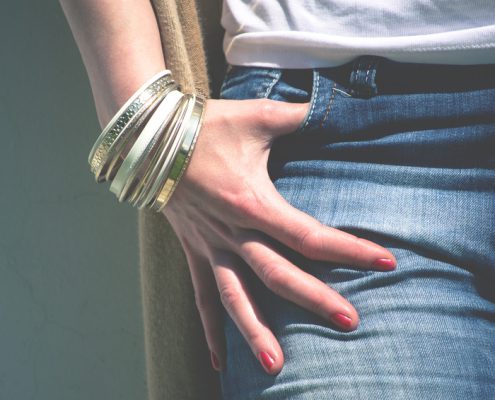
[218,55,495,399]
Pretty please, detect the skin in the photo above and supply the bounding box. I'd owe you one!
[60,0,397,375]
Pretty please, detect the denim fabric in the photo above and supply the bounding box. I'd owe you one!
[218,55,495,399]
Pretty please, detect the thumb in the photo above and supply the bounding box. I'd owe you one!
[254,99,311,139]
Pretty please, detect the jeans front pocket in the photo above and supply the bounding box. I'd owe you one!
[219,65,353,137]
[262,68,314,134]
[268,68,353,136]
[219,65,283,101]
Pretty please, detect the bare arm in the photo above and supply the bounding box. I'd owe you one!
[59,0,166,126]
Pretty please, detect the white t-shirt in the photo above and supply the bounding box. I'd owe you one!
[221,0,495,68]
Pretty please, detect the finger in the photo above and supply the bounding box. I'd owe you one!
[251,184,397,271]
[183,245,226,372]
[235,231,359,331]
[211,249,284,375]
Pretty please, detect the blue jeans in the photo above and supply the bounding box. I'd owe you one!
[218,55,495,399]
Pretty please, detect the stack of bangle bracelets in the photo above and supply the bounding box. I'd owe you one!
[88,70,205,212]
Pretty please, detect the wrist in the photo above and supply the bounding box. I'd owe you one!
[92,65,166,128]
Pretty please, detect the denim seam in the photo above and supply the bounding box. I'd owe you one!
[260,71,282,99]
[319,82,338,129]
[301,70,320,132]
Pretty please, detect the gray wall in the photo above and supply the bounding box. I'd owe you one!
[0,2,147,399]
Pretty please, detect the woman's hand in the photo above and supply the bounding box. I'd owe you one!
[163,98,396,375]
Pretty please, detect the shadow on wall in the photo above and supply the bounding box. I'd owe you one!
[0,2,147,399]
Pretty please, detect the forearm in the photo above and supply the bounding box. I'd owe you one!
[59,0,166,127]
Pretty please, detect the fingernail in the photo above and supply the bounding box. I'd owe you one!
[210,351,221,371]
[372,258,396,270]
[258,351,275,372]
[331,313,353,329]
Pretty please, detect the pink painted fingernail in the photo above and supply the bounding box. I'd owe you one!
[210,351,221,371]
[331,313,353,329]
[258,351,275,372]
[372,258,396,270]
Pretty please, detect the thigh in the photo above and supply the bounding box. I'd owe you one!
[218,61,495,400]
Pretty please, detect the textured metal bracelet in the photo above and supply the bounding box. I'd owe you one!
[101,81,178,182]
[88,70,174,181]
[87,69,206,212]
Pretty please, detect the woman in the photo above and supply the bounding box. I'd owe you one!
[60,0,495,398]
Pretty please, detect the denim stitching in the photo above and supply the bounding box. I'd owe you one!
[333,87,352,97]
[261,71,281,99]
[365,62,372,85]
[373,59,381,95]
[350,57,383,98]
[319,82,338,129]
[363,62,373,97]
[301,71,320,132]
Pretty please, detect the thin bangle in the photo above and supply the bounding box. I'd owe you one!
[156,95,205,211]
[109,90,184,202]
[117,90,185,203]
[137,95,194,209]
[130,95,192,207]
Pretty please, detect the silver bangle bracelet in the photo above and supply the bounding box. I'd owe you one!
[109,90,184,202]
[88,70,174,180]
[88,69,206,212]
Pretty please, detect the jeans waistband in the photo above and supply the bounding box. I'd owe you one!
[282,55,495,99]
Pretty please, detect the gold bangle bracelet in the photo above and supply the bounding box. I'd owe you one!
[155,95,205,212]
[88,70,174,181]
